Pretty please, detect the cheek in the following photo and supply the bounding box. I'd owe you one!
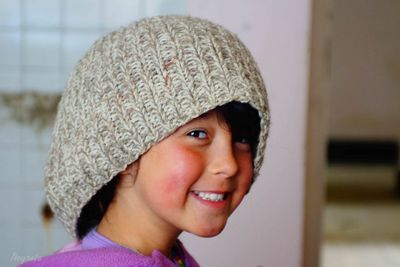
[158,146,204,194]
[241,172,253,194]
[231,156,254,209]
[237,153,254,186]
[238,169,253,195]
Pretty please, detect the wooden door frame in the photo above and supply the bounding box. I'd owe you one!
[303,0,332,266]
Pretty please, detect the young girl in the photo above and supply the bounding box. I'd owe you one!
[21,15,269,267]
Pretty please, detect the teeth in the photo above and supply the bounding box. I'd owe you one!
[193,191,225,202]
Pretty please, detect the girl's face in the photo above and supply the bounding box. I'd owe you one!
[131,110,254,238]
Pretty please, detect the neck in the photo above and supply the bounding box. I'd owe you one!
[97,190,181,257]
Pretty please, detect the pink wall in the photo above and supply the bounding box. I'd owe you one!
[182,1,311,266]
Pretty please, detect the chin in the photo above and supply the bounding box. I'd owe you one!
[190,224,226,238]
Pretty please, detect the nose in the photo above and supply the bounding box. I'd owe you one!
[208,138,239,178]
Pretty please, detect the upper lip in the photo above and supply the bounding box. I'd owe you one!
[191,190,231,194]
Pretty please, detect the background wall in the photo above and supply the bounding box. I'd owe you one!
[0,0,311,266]
[329,0,400,140]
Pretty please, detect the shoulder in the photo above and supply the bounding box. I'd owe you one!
[18,247,167,267]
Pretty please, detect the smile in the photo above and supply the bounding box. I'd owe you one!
[192,191,226,202]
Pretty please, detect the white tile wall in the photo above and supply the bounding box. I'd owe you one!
[21,125,53,148]
[0,66,21,90]
[0,0,20,27]
[0,1,186,266]
[0,145,22,185]
[63,31,101,73]
[145,0,186,16]
[52,226,73,247]
[24,0,61,28]
[0,117,22,145]
[0,186,22,225]
[104,0,141,29]
[64,0,102,29]
[0,32,20,67]
[19,225,73,258]
[2,226,22,267]
[21,186,47,226]
[22,68,61,92]
[22,146,49,185]
[23,31,61,68]
[20,227,53,259]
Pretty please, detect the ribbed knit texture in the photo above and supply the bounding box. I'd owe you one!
[45,15,270,237]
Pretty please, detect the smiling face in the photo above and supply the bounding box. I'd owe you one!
[130,109,255,238]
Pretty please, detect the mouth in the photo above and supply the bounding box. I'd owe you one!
[192,191,228,202]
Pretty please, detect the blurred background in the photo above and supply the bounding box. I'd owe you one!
[0,0,399,267]
[321,1,400,266]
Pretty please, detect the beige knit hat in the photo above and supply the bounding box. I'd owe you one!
[45,15,270,237]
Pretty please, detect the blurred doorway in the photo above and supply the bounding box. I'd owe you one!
[321,1,400,267]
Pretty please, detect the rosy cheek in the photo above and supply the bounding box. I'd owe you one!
[160,146,203,193]
[231,158,253,209]
[237,174,252,197]
[237,155,254,187]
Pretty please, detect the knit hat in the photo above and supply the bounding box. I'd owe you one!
[45,15,270,237]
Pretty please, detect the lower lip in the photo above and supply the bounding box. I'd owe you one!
[190,192,229,210]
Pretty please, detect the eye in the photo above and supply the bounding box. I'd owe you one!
[233,135,252,152]
[234,136,250,144]
[187,130,208,139]
[233,133,252,144]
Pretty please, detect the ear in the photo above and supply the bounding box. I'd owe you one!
[118,162,138,184]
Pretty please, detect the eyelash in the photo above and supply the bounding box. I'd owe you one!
[187,130,251,146]
[187,130,208,139]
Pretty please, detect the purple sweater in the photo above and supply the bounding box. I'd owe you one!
[19,230,200,267]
